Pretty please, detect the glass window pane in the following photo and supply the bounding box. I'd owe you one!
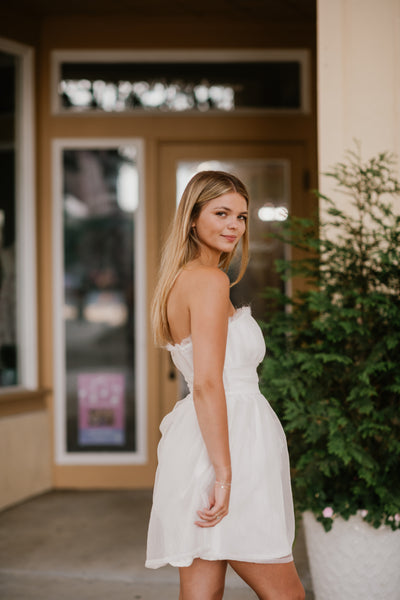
[62,146,140,453]
[176,159,289,400]
[0,52,17,387]
[59,61,301,113]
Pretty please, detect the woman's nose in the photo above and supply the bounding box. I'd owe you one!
[227,218,238,229]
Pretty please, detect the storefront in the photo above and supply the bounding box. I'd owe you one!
[0,1,319,506]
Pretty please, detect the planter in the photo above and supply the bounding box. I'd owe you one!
[303,511,400,600]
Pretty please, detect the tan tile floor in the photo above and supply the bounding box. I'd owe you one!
[0,490,314,599]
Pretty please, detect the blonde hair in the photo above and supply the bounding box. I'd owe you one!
[151,170,250,346]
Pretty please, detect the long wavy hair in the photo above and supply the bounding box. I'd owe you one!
[151,170,250,346]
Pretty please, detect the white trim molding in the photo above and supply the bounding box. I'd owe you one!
[52,138,147,465]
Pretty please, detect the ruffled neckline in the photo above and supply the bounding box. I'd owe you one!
[166,305,251,351]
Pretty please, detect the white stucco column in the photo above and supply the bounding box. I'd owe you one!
[317,0,400,196]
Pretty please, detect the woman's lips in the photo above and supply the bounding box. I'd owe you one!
[221,235,237,242]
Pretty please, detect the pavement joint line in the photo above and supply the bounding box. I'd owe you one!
[0,568,162,584]
[0,568,248,589]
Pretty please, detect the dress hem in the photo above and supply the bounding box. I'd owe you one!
[145,551,293,569]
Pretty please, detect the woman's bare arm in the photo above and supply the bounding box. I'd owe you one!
[186,267,232,526]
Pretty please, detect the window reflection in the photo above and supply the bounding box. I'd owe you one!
[61,78,235,112]
[63,147,138,452]
[59,61,301,113]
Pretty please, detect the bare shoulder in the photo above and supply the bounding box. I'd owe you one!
[183,267,231,323]
[183,265,230,292]
[167,267,230,344]
[168,266,229,312]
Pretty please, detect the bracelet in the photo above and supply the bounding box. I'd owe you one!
[215,480,232,489]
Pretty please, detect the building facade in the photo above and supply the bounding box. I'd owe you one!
[0,0,398,510]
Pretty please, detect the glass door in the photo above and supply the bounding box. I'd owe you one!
[158,142,312,415]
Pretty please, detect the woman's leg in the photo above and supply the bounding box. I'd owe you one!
[228,560,305,600]
[179,558,227,600]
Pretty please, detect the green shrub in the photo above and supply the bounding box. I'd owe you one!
[260,147,400,531]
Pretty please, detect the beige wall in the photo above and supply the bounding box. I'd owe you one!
[0,412,52,510]
[317,0,400,200]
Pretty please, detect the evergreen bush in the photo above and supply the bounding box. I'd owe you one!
[260,148,400,532]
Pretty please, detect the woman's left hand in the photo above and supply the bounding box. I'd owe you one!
[195,481,231,527]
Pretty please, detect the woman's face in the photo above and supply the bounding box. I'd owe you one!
[192,191,248,257]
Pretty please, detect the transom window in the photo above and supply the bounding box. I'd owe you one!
[52,50,310,114]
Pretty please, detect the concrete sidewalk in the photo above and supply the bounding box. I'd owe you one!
[0,490,314,599]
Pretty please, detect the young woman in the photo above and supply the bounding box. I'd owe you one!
[146,171,305,600]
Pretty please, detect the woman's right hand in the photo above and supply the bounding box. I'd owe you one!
[195,481,231,528]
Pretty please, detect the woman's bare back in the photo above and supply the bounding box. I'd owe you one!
[167,266,235,346]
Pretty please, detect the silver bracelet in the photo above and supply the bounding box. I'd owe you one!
[215,480,232,489]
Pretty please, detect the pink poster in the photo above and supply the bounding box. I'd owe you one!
[78,373,125,446]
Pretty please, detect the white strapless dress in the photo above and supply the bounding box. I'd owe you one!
[145,306,295,568]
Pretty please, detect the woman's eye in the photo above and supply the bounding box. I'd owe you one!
[238,215,247,221]
[216,211,227,217]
